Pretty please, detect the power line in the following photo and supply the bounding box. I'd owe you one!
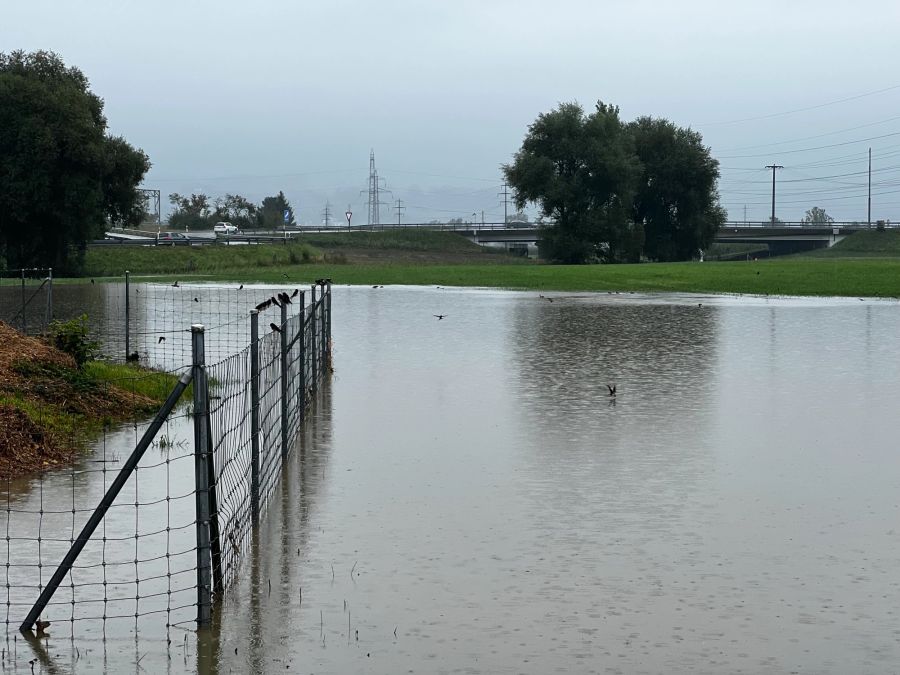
[701,83,900,126]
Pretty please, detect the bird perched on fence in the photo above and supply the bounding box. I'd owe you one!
[158,336,166,344]
[270,323,282,333]
[434,314,447,320]
[238,284,244,290]
[270,295,280,308]
[172,281,179,288]
[606,384,617,398]
[255,299,271,312]
[278,292,292,305]
[291,288,299,298]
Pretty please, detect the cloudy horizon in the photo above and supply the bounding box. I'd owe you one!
[3,0,899,225]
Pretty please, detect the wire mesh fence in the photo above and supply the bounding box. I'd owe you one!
[1,280,332,642]
[0,268,54,335]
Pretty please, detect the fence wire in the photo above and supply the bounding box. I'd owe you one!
[1,279,332,645]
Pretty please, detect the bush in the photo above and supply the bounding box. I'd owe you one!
[49,314,100,367]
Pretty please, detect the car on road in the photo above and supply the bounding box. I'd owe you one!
[214,222,239,235]
[156,232,192,246]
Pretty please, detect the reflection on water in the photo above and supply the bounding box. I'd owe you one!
[4,285,900,674]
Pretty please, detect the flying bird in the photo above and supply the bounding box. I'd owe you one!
[606,384,617,398]
[434,314,447,320]
[270,323,282,333]
[158,336,166,344]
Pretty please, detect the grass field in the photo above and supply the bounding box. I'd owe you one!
[83,229,900,298]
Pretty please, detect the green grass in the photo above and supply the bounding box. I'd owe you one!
[301,229,504,252]
[83,361,190,402]
[178,258,900,297]
[84,241,321,276]
[798,229,900,258]
[80,229,900,297]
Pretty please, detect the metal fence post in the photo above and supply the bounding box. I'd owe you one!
[319,281,326,371]
[279,301,289,459]
[125,270,131,359]
[310,284,318,389]
[47,267,53,328]
[250,309,260,523]
[297,291,306,421]
[20,269,26,334]
[192,324,213,627]
[326,280,332,370]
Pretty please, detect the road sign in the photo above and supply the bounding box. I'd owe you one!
[283,209,291,224]
[345,210,352,223]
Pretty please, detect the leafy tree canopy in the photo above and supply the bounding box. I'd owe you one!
[0,50,149,272]
[258,191,295,229]
[629,117,726,261]
[503,101,724,263]
[801,206,834,225]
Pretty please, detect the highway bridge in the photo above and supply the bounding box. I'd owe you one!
[98,221,891,256]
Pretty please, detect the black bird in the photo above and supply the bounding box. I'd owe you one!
[172,280,179,287]
[279,292,292,305]
[434,314,447,320]
[255,300,269,312]
[291,288,299,298]
[193,297,199,302]
[270,323,282,333]
[238,284,244,290]
[127,352,140,362]
[270,295,281,307]
[90,279,95,284]
[158,336,166,344]
[606,384,617,398]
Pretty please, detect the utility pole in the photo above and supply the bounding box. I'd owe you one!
[765,164,783,224]
[321,201,332,228]
[394,199,405,226]
[868,147,872,228]
[498,183,511,224]
[743,204,748,225]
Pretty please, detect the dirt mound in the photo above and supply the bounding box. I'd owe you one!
[0,321,159,480]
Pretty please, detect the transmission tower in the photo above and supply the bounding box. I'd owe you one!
[362,150,392,226]
[321,201,332,227]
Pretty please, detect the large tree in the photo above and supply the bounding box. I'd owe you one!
[801,206,834,225]
[0,50,149,272]
[503,102,642,263]
[258,191,296,229]
[629,117,725,261]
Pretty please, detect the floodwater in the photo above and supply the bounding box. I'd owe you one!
[5,284,900,673]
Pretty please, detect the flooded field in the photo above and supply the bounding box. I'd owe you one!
[3,284,900,673]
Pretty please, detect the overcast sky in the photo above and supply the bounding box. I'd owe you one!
[4,0,900,224]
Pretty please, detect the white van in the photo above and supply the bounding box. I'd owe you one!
[214,222,238,235]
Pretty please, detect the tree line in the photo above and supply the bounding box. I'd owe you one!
[166,191,296,231]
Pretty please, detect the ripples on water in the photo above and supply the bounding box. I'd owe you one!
[5,285,900,673]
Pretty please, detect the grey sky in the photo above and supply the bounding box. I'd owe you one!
[3,0,900,223]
